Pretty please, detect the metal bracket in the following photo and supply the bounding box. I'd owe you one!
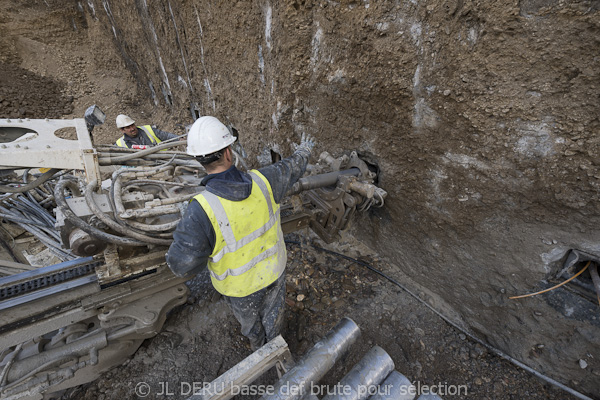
[0,118,101,184]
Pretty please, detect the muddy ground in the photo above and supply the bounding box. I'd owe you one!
[0,0,595,399]
[60,235,575,400]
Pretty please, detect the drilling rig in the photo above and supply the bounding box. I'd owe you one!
[0,108,386,399]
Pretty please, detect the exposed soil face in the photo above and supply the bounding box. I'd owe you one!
[0,0,599,399]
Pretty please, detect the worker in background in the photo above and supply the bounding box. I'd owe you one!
[115,114,179,148]
[166,116,315,350]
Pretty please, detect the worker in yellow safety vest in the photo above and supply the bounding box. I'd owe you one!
[115,114,179,149]
[166,116,315,350]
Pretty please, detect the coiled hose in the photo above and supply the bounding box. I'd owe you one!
[84,179,172,246]
[54,177,147,247]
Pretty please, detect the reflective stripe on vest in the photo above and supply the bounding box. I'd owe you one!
[139,125,160,144]
[193,170,286,297]
[115,125,161,148]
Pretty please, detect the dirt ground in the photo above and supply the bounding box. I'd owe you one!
[54,233,574,400]
[0,1,594,399]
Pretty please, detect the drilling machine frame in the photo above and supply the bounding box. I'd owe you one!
[0,114,386,399]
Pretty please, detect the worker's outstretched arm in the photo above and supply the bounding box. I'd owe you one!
[258,133,315,204]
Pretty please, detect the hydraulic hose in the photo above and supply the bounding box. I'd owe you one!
[84,180,172,246]
[0,212,49,228]
[111,164,175,217]
[0,169,60,194]
[11,196,56,227]
[54,178,147,247]
[98,141,187,164]
[124,218,180,233]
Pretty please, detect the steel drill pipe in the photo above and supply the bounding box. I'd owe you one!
[287,168,361,196]
[368,371,416,400]
[260,317,361,400]
[321,346,395,400]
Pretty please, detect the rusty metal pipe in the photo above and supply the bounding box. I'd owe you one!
[261,317,360,400]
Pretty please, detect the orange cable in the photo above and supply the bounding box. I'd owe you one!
[509,261,591,300]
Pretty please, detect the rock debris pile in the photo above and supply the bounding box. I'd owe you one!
[0,63,73,119]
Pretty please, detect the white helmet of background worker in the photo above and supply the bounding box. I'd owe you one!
[115,114,135,128]
[187,116,236,157]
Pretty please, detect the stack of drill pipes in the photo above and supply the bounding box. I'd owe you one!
[321,346,395,400]
[368,371,415,400]
[260,317,361,400]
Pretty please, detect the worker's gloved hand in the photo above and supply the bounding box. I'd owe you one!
[295,132,315,158]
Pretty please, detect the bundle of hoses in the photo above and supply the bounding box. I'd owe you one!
[0,146,203,260]
[0,171,76,262]
[54,160,203,247]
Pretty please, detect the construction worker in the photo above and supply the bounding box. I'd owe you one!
[166,116,315,350]
[115,114,179,148]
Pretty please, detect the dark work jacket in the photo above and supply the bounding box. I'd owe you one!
[166,150,309,278]
[120,126,178,148]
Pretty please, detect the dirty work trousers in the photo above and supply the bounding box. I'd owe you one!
[224,272,286,351]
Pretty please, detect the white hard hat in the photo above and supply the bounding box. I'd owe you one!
[116,114,135,128]
[187,116,236,156]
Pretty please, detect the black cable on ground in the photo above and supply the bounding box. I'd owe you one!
[284,239,593,400]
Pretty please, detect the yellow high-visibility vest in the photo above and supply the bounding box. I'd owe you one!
[193,170,286,297]
[115,125,161,148]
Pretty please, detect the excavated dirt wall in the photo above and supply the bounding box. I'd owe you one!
[2,0,598,396]
[76,0,600,396]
